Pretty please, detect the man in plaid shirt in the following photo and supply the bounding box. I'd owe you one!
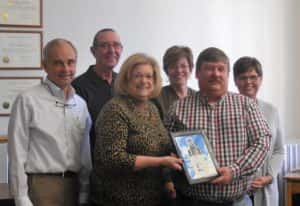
[165,47,271,206]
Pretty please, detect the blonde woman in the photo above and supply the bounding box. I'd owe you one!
[93,53,182,206]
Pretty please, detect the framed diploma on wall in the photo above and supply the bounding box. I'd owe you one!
[0,30,42,70]
[0,135,8,143]
[0,77,43,116]
[0,0,42,27]
[171,130,219,184]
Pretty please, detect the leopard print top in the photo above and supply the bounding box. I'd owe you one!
[93,95,172,206]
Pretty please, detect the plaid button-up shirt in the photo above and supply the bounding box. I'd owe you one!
[165,91,271,203]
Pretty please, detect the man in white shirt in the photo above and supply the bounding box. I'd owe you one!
[8,38,92,206]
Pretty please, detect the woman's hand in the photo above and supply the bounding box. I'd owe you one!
[164,181,177,199]
[161,154,183,171]
[134,154,182,171]
[251,175,273,189]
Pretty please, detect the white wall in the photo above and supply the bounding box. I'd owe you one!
[41,0,300,143]
[0,0,299,182]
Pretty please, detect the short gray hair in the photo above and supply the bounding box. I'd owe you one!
[43,38,77,61]
[92,28,116,47]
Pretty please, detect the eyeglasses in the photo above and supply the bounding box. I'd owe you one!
[169,64,190,70]
[131,73,154,81]
[95,42,123,50]
[237,75,260,82]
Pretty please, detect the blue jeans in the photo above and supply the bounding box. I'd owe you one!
[233,195,253,206]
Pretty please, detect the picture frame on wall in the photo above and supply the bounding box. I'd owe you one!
[171,130,219,184]
[0,77,43,116]
[0,30,43,70]
[0,0,42,28]
[0,135,8,143]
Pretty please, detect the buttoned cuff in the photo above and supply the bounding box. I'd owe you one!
[228,164,241,180]
[266,173,274,184]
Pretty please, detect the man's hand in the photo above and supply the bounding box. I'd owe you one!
[210,167,233,185]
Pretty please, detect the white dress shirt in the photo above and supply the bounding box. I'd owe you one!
[8,78,92,206]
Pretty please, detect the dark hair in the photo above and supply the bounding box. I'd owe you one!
[163,45,194,75]
[196,47,229,72]
[92,28,116,47]
[233,56,262,79]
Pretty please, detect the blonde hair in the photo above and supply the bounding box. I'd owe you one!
[114,53,162,98]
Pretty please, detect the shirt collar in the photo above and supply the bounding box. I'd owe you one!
[44,78,75,100]
[87,65,117,85]
[167,85,194,98]
[197,91,227,105]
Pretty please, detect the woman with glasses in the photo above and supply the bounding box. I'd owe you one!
[93,53,182,206]
[155,46,196,119]
[233,56,284,206]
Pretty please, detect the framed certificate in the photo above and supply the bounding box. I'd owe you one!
[0,135,8,144]
[0,30,42,70]
[171,130,219,184]
[0,77,43,116]
[0,0,42,27]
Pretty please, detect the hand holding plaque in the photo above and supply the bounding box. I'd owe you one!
[171,130,219,184]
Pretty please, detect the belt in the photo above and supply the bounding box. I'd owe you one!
[27,171,77,178]
[193,199,233,206]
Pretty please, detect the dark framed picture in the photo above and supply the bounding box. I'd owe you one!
[171,130,219,184]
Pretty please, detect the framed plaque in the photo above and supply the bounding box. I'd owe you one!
[0,0,42,27]
[171,130,219,184]
[0,30,42,70]
[0,77,43,116]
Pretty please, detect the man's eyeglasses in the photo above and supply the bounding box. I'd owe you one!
[95,42,123,50]
[237,75,260,82]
